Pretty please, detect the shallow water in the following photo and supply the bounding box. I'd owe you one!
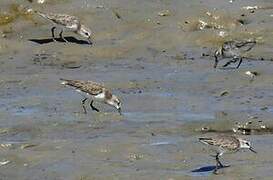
[1,0,273,179]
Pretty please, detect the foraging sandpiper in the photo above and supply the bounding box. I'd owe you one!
[35,11,92,44]
[214,40,256,68]
[199,135,256,173]
[60,79,121,114]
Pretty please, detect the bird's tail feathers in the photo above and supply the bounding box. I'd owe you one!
[34,10,49,19]
[198,137,215,145]
[199,137,212,141]
[236,39,256,52]
[60,78,70,85]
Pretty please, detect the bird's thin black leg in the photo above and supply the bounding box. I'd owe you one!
[216,154,224,167]
[214,54,219,68]
[81,98,88,114]
[59,29,68,43]
[51,26,57,41]
[90,100,100,112]
[87,38,92,45]
[236,57,243,68]
[222,58,237,68]
[213,153,224,174]
[213,163,219,174]
[222,60,233,67]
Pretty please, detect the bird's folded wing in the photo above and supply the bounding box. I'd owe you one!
[199,137,217,146]
[61,79,103,95]
[235,41,256,51]
[56,15,79,27]
[199,136,238,150]
[79,82,104,95]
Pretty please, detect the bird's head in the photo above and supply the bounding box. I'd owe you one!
[106,95,122,115]
[78,25,93,44]
[239,139,257,153]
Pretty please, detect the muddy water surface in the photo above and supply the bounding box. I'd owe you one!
[1,0,273,179]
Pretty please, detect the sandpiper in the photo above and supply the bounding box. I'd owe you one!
[214,40,256,68]
[199,135,256,173]
[60,79,122,114]
[35,11,92,44]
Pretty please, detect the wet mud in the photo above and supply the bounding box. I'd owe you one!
[1,0,273,179]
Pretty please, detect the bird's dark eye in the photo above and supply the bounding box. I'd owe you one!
[85,32,89,36]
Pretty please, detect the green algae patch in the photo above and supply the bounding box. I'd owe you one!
[0,4,34,27]
[0,13,15,26]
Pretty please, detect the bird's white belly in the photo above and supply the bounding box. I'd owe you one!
[76,89,105,101]
[94,93,105,101]
[204,145,227,156]
[76,89,93,98]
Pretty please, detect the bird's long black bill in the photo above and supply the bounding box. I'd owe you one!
[88,38,93,45]
[249,147,257,153]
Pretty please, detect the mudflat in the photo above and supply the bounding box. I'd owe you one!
[0,0,273,179]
